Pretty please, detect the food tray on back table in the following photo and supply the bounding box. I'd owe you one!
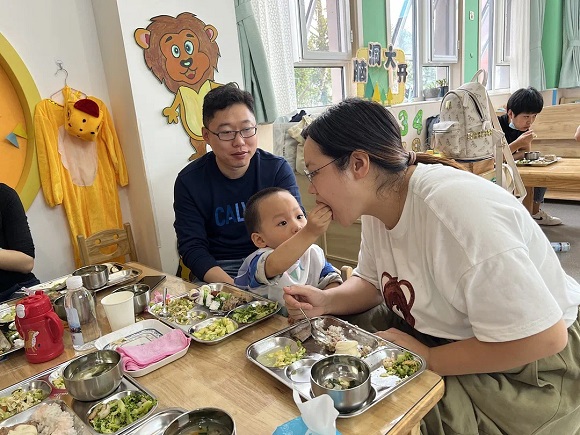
[246,316,426,418]
[515,157,560,166]
[27,262,142,300]
[0,356,157,434]
[0,305,24,359]
[148,282,281,345]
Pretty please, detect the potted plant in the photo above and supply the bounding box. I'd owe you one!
[436,79,449,97]
[422,83,440,100]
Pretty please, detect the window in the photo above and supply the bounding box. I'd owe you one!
[389,0,458,102]
[291,0,351,108]
[428,0,458,63]
[480,0,511,90]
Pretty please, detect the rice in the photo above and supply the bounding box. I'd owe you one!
[325,325,347,350]
[31,403,76,435]
[324,325,372,357]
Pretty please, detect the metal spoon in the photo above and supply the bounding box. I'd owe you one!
[158,287,169,317]
[298,307,329,345]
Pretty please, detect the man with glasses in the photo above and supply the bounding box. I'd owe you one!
[174,83,302,284]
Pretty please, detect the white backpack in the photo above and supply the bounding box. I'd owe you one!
[433,70,494,161]
[433,70,525,200]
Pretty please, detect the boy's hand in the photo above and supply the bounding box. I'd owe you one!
[303,204,332,237]
[514,130,535,152]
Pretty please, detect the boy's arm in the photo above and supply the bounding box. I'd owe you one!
[264,204,332,279]
[509,130,534,159]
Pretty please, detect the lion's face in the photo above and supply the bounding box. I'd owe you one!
[160,29,211,87]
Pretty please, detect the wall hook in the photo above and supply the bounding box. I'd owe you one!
[54,60,68,86]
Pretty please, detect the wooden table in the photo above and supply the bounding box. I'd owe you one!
[517,158,580,212]
[0,263,444,434]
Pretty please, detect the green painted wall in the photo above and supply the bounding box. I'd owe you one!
[542,0,563,89]
[362,0,387,46]
[463,0,479,82]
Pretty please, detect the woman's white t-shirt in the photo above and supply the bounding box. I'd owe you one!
[353,163,580,342]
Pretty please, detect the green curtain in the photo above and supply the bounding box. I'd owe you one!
[529,0,546,90]
[559,0,580,87]
[235,0,278,123]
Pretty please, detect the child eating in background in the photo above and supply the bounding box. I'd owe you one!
[234,187,342,313]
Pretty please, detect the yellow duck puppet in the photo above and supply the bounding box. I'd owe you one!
[34,86,129,266]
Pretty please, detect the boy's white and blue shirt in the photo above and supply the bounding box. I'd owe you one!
[234,245,342,310]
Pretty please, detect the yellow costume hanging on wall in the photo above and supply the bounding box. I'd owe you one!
[34,86,129,266]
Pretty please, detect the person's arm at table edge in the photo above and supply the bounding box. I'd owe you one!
[203,266,234,284]
[1,189,36,274]
[0,249,34,274]
[575,125,580,142]
[286,275,383,315]
[427,319,568,376]
[174,178,228,282]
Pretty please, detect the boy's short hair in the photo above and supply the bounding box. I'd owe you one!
[244,187,288,235]
[202,82,255,127]
[506,87,544,116]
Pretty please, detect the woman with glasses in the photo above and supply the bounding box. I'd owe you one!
[284,98,580,434]
[174,83,302,284]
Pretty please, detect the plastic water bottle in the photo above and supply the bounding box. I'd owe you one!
[64,276,101,350]
[551,242,571,252]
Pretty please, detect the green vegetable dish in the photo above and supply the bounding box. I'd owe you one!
[0,307,15,323]
[380,351,421,378]
[231,302,278,323]
[150,298,195,324]
[192,318,237,341]
[0,388,46,421]
[88,392,156,434]
[259,342,306,368]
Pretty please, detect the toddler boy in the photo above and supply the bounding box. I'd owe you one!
[234,187,342,310]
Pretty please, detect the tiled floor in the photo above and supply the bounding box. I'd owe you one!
[540,200,580,282]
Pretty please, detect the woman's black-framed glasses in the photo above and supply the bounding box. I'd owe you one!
[303,157,340,183]
[206,126,258,141]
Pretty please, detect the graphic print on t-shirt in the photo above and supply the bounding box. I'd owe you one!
[214,201,246,226]
[381,271,416,327]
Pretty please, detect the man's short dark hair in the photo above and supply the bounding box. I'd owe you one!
[202,82,255,127]
[506,87,544,116]
[244,187,288,235]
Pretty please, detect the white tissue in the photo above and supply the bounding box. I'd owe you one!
[293,390,338,435]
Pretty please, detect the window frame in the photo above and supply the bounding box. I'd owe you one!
[426,0,459,64]
[290,0,353,109]
[479,0,511,90]
[386,0,460,102]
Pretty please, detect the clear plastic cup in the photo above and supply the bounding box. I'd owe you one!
[101,291,135,331]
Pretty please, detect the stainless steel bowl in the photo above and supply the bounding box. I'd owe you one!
[52,295,67,321]
[524,151,541,161]
[73,264,109,290]
[163,408,236,435]
[113,284,150,314]
[63,350,123,401]
[310,354,371,413]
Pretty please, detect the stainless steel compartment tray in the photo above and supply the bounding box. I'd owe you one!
[148,283,280,345]
[246,315,426,418]
[0,357,157,434]
[0,305,24,359]
[0,399,92,434]
[28,262,141,296]
[125,407,187,434]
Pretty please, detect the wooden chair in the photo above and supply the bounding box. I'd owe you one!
[77,223,138,266]
[341,265,353,281]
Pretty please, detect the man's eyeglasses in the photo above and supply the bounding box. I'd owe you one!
[206,126,257,141]
[303,157,340,182]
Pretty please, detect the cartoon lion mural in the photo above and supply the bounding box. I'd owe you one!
[135,13,222,160]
